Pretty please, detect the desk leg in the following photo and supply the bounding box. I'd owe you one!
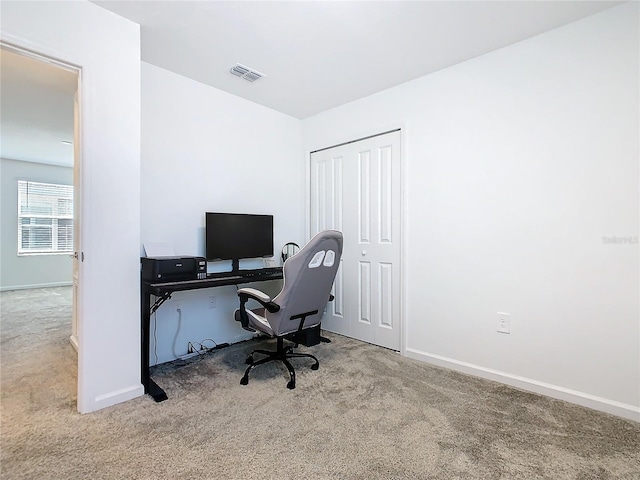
[146,378,168,402]
[141,287,168,402]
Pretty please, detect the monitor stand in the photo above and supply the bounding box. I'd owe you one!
[231,258,240,274]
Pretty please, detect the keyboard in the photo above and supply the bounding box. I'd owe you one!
[205,273,243,280]
[160,275,243,286]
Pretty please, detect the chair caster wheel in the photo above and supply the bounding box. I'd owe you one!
[245,356,253,365]
[287,380,295,390]
[311,363,319,371]
[240,376,249,386]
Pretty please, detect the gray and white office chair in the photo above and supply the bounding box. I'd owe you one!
[234,230,343,389]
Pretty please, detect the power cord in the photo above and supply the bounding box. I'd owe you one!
[200,338,219,350]
[172,308,183,358]
[183,338,227,359]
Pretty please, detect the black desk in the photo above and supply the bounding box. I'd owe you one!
[141,268,283,402]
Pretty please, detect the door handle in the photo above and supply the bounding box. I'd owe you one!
[70,252,84,261]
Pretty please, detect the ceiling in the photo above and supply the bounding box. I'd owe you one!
[0,1,623,168]
[92,0,622,119]
[0,49,77,167]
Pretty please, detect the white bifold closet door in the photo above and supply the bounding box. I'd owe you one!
[310,130,401,351]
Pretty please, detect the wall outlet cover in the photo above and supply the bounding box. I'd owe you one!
[497,312,510,334]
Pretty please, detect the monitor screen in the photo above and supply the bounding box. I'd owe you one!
[205,212,273,267]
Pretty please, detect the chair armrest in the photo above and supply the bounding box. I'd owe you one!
[237,287,280,313]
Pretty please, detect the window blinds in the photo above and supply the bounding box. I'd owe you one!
[17,180,74,254]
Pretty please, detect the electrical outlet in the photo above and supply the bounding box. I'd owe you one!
[208,295,217,309]
[497,312,510,334]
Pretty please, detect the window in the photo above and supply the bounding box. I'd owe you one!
[17,180,74,255]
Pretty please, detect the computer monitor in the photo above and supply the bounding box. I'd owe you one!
[205,212,273,272]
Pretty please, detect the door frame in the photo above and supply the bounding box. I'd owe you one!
[0,40,84,406]
[305,124,408,355]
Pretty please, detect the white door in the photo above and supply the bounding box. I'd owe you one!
[70,87,81,351]
[310,130,402,350]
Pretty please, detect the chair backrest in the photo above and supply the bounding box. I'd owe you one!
[266,230,343,337]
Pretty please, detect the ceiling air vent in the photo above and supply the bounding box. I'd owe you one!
[230,63,265,82]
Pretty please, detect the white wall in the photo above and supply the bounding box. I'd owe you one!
[302,3,639,420]
[141,63,304,364]
[1,1,142,412]
[0,158,73,290]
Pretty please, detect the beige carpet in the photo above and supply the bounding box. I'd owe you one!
[1,287,639,479]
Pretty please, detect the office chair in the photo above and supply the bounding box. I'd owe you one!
[234,230,343,389]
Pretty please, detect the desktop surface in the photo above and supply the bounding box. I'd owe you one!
[205,267,282,279]
[144,267,283,291]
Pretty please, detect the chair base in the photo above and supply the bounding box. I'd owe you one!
[240,337,319,389]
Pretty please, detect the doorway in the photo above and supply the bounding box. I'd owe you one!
[0,43,81,394]
[310,130,402,350]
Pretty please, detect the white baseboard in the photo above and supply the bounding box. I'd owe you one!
[405,347,640,423]
[69,334,79,352]
[78,384,145,414]
[0,281,73,292]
